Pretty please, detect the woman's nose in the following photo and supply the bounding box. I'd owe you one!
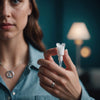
[0,1,11,18]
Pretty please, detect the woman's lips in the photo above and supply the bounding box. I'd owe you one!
[0,23,14,30]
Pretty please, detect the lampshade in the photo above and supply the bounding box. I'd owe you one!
[67,22,90,40]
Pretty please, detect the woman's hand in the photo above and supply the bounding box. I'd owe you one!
[38,48,82,100]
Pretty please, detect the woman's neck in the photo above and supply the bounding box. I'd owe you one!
[0,36,29,68]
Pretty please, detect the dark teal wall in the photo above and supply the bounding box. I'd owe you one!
[37,0,100,69]
[37,0,63,49]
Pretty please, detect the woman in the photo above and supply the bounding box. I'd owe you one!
[0,0,95,100]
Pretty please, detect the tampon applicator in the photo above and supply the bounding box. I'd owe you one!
[56,43,65,66]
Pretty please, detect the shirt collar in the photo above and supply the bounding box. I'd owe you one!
[28,43,44,70]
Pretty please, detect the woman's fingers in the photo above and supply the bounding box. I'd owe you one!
[38,64,81,100]
[38,72,54,87]
[44,48,76,72]
[38,59,67,77]
[44,48,57,62]
[63,49,76,71]
[38,66,72,94]
[38,48,81,100]
[38,69,70,99]
[38,66,60,84]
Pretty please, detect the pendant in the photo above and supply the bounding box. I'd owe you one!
[6,71,15,79]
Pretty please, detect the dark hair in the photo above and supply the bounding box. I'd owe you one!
[24,0,45,52]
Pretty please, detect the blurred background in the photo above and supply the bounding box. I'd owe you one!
[36,0,100,99]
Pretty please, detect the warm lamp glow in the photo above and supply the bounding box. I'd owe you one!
[67,22,91,75]
[74,40,83,46]
[80,47,91,58]
[67,22,90,40]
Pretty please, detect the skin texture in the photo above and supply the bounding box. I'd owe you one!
[0,0,32,40]
[0,0,32,91]
[0,0,32,65]
[38,48,82,100]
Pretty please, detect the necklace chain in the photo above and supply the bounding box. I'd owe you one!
[0,61,26,79]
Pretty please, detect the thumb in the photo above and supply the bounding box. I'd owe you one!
[63,49,76,71]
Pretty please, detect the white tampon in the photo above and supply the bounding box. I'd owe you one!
[56,43,65,66]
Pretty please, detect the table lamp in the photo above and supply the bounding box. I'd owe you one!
[67,22,90,74]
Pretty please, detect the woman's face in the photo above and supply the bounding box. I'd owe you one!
[0,0,32,40]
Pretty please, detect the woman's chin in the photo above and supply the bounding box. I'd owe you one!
[0,34,15,41]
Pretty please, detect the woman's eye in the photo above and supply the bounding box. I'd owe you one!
[11,0,20,4]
